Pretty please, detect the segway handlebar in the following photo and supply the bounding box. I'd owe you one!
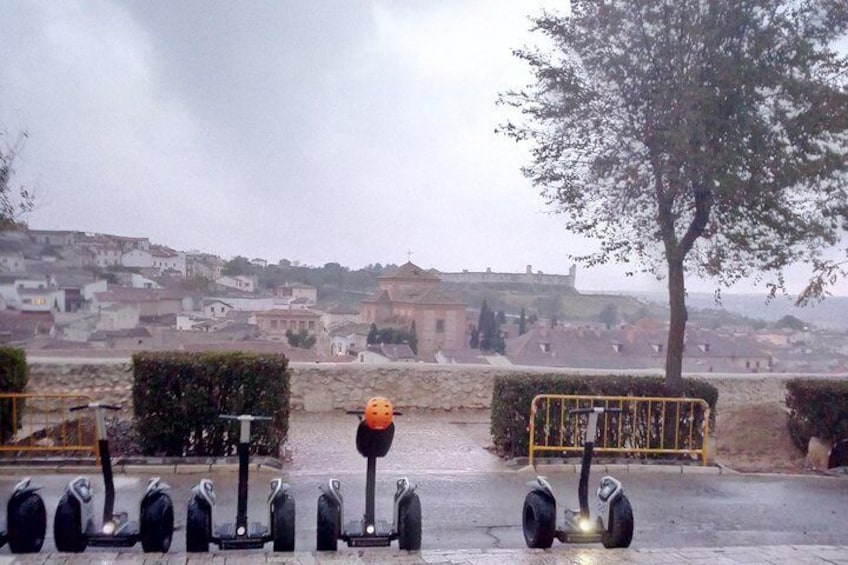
[569,406,623,416]
[345,410,403,416]
[70,402,122,412]
[219,414,273,443]
[219,414,273,422]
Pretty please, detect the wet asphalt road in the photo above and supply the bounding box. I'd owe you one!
[1,409,847,555]
[1,468,847,555]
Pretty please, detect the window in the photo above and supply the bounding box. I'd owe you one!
[436,319,445,333]
[308,321,316,330]
[271,320,278,329]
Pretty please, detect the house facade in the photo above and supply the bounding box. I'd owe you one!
[275,283,318,304]
[216,275,256,293]
[254,308,322,338]
[0,251,25,273]
[203,299,233,318]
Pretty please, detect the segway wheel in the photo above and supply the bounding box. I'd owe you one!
[186,497,212,553]
[316,494,340,551]
[602,493,634,548]
[7,491,46,553]
[140,492,174,553]
[272,493,296,551]
[522,491,555,549]
[53,494,88,553]
[397,492,422,551]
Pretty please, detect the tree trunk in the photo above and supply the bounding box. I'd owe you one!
[665,257,686,394]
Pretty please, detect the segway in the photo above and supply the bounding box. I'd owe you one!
[523,406,634,549]
[316,396,422,551]
[0,477,47,553]
[186,414,295,552]
[53,403,174,553]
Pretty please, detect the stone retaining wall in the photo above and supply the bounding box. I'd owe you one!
[23,360,803,413]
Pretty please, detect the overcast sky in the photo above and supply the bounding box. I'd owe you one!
[1,1,845,297]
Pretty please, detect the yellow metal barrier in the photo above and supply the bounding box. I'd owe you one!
[0,393,97,456]
[528,394,711,466]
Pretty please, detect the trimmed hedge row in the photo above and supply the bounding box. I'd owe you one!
[0,347,28,443]
[491,373,718,460]
[132,351,290,457]
[786,378,848,452]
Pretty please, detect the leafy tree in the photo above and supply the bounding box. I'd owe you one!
[476,301,491,350]
[476,300,504,352]
[366,323,418,354]
[519,308,527,336]
[773,315,809,331]
[469,323,479,348]
[0,132,34,230]
[598,303,620,330]
[222,256,254,277]
[496,310,507,325]
[285,328,316,349]
[500,2,848,391]
[409,320,418,355]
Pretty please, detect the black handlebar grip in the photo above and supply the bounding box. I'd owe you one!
[70,403,121,412]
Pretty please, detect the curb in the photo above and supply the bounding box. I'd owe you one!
[0,456,285,476]
[515,463,724,475]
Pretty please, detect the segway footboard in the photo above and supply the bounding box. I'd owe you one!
[342,520,395,548]
[214,523,272,550]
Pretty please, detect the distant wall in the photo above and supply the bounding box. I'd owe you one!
[439,270,575,288]
[24,359,810,414]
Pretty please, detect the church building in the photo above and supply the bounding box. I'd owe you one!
[360,262,467,357]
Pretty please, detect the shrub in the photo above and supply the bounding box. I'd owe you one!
[490,373,717,460]
[785,378,848,452]
[132,351,290,457]
[0,347,27,443]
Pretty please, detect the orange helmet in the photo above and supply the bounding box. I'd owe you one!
[364,396,393,430]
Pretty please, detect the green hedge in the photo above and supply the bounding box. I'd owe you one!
[0,347,28,443]
[132,351,290,457]
[785,378,848,452]
[491,373,718,460]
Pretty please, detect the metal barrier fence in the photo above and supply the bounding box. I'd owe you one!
[528,394,711,466]
[0,393,97,456]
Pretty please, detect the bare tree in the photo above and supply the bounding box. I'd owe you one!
[0,132,33,230]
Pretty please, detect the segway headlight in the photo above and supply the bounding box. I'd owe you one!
[102,521,116,535]
[366,524,375,534]
[578,517,594,532]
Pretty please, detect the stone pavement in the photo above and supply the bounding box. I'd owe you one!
[1,545,848,564]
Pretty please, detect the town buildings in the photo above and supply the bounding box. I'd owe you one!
[1,228,845,372]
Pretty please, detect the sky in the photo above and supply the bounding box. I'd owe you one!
[1,1,845,297]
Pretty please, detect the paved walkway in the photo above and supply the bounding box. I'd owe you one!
[2,410,846,563]
[1,545,848,564]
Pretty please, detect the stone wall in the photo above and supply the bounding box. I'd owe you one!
[23,359,809,414]
[24,361,508,412]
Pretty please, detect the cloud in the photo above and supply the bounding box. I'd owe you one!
[0,1,842,297]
